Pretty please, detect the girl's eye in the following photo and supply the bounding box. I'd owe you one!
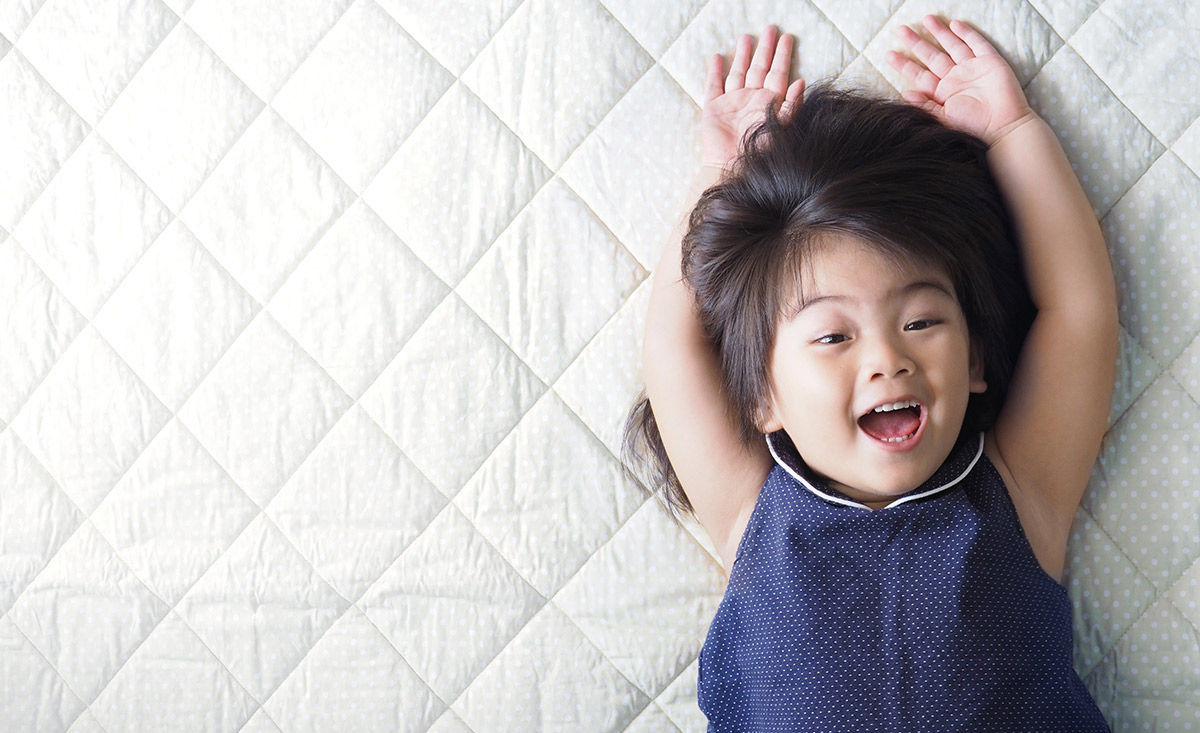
[904,319,941,331]
[816,333,848,345]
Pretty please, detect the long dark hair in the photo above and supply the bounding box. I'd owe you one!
[621,81,1034,522]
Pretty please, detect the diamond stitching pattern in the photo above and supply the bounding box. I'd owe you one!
[4,0,1200,729]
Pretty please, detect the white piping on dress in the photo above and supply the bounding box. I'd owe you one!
[763,431,985,510]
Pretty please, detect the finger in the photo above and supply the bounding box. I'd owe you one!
[885,49,940,98]
[949,18,999,57]
[705,53,724,103]
[895,23,954,79]
[764,31,794,96]
[745,25,778,88]
[779,77,805,122]
[922,15,974,64]
[726,33,753,92]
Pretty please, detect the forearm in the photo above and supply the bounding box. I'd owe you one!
[641,160,772,544]
[986,115,1118,319]
[643,165,725,358]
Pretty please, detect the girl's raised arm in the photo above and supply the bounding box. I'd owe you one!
[889,17,1119,564]
[643,27,802,571]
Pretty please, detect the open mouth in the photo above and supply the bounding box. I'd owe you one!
[857,400,925,446]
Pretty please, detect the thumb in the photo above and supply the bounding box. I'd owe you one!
[901,89,943,121]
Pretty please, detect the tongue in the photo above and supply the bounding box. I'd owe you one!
[859,407,921,440]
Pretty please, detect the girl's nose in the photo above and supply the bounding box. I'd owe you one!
[866,337,916,380]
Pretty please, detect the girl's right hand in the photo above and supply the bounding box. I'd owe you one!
[702,25,805,170]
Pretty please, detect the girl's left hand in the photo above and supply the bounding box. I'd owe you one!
[887,16,1036,146]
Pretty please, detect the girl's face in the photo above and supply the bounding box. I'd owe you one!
[760,236,987,509]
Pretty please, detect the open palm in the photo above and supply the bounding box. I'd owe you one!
[887,17,1034,146]
[704,86,790,164]
[703,25,804,168]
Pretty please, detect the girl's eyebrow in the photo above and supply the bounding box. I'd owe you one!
[897,279,955,300]
[792,280,954,317]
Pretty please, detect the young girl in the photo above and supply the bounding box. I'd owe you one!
[624,17,1117,729]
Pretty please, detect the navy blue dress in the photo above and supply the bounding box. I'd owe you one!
[697,431,1110,731]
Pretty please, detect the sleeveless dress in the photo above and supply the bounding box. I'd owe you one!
[697,430,1110,731]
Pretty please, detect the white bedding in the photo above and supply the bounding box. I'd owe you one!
[2,0,1198,729]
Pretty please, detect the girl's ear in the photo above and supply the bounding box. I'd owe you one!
[969,339,987,394]
[758,390,784,434]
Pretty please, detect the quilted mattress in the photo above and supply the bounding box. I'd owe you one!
[1,0,1198,730]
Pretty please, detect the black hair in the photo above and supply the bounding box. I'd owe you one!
[621,80,1034,521]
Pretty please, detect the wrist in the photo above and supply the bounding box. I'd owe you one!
[701,157,732,172]
[985,108,1042,148]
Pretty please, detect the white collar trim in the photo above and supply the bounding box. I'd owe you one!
[763,432,985,510]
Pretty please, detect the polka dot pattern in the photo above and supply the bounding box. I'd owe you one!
[3,0,1199,728]
[698,433,1110,730]
[1024,45,1163,218]
[1102,153,1200,368]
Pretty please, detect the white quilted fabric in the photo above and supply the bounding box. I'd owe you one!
[2,0,1198,730]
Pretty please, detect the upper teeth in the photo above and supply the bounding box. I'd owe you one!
[872,400,919,413]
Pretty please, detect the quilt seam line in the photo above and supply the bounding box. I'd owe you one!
[376,0,529,79]
[546,595,661,722]
[341,0,461,184]
[41,344,299,726]
[0,285,229,614]
[1106,221,1200,372]
[18,14,492,671]
[113,19,269,216]
[183,410,460,726]
[377,394,667,715]
[139,314,466,728]
[451,46,659,295]
[1103,330,1164,433]
[409,514,554,719]
[9,0,50,42]
[349,395,559,629]
[8,3,181,229]
[6,8,283,353]
[592,0,673,65]
[1176,136,1200,181]
[9,0,1197,727]
[1,603,106,733]
[430,11,682,392]
[1075,502,1165,682]
[554,1,675,274]
[806,0,861,58]
[3,44,91,233]
[2,290,420,730]
[1163,322,1200,409]
[651,0,718,63]
[81,395,454,731]
[3,507,270,732]
[553,174,651,284]
[533,389,717,710]
[0,299,221,619]
[1063,9,1190,154]
[1162,579,1200,653]
[434,52,671,485]
[337,424,566,714]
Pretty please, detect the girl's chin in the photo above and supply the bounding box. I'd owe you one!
[820,473,910,500]
[821,463,940,501]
